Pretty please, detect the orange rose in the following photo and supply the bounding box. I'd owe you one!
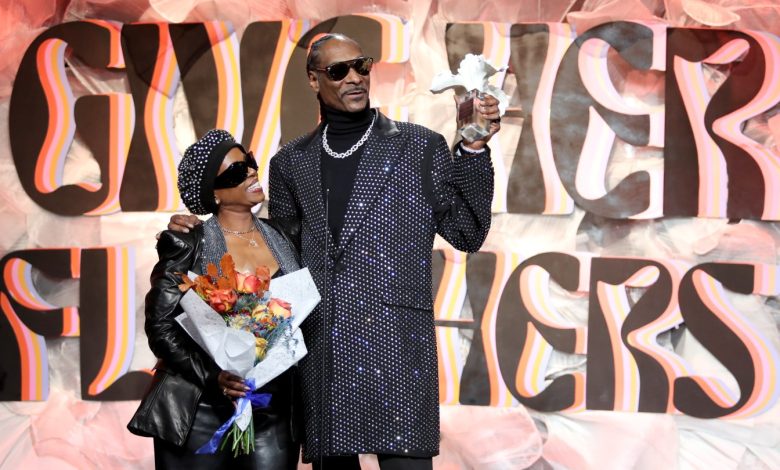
[207,288,237,313]
[236,272,263,294]
[268,298,292,319]
[251,304,272,324]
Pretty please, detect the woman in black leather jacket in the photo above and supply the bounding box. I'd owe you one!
[128,129,302,469]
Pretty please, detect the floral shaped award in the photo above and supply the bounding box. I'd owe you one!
[430,54,509,142]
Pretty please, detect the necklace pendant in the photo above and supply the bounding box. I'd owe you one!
[249,239,258,247]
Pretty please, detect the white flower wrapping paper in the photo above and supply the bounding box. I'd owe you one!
[174,267,320,389]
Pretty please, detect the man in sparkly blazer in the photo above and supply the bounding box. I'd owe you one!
[170,33,500,470]
[271,34,499,470]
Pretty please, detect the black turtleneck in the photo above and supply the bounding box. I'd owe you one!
[319,101,374,243]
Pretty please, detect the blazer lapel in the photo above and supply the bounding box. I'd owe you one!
[336,112,403,256]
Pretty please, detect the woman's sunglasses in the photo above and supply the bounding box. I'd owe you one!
[310,56,374,81]
[213,151,258,189]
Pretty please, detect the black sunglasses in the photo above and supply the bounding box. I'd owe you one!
[311,56,374,81]
[213,151,258,189]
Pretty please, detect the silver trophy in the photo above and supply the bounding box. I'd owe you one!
[430,54,508,142]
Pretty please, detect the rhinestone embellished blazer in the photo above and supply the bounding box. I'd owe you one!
[269,110,494,461]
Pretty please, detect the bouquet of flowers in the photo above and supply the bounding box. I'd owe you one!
[179,254,294,363]
[174,254,319,457]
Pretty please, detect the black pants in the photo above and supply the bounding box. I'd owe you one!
[313,454,433,470]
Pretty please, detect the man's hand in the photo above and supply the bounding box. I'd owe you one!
[155,214,203,239]
[460,93,502,151]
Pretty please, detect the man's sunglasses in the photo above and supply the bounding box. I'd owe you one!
[213,151,258,189]
[310,56,374,81]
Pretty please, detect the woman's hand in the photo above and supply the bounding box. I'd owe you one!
[217,370,249,399]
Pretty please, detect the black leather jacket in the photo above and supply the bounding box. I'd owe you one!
[128,217,301,446]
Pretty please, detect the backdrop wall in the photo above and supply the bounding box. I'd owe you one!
[1,1,780,469]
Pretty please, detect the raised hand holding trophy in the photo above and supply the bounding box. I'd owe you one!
[430,54,508,142]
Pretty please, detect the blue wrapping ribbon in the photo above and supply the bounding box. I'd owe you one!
[195,378,271,454]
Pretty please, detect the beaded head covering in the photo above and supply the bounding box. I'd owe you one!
[178,129,245,215]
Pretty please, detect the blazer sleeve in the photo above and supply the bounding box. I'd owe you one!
[265,216,302,256]
[144,229,221,390]
[424,133,494,253]
[269,148,302,222]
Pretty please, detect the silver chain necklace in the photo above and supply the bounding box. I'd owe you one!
[322,110,377,159]
[217,220,259,247]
